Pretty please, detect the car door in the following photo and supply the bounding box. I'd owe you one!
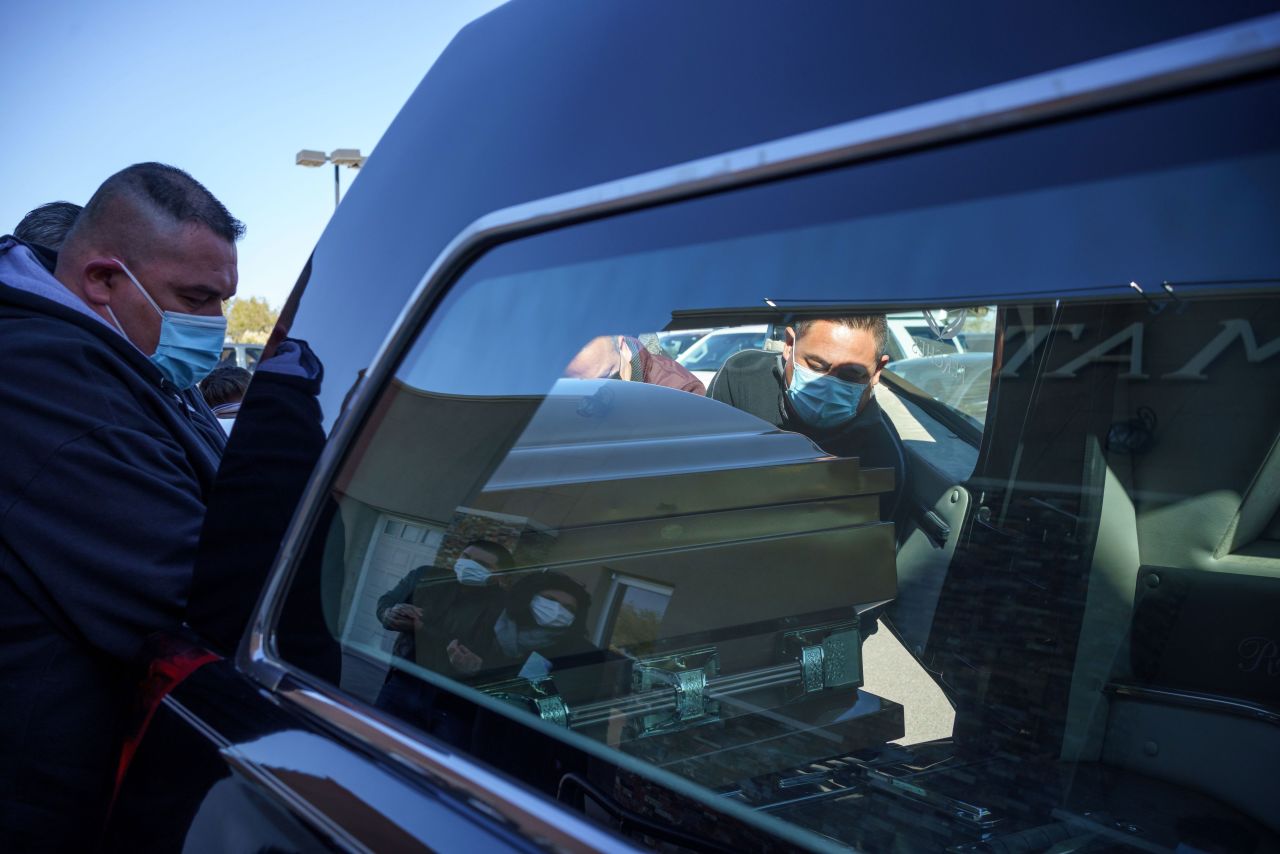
[222,19,1280,853]
[106,645,579,853]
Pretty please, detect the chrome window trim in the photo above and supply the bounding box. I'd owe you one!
[1105,682,1280,727]
[279,683,641,853]
[239,11,1280,845]
[162,696,372,853]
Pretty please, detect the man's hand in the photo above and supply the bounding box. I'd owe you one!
[447,639,483,675]
[382,603,423,632]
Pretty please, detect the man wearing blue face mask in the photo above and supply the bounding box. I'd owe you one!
[709,315,906,517]
[0,163,241,847]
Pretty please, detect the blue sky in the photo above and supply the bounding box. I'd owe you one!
[1,0,507,308]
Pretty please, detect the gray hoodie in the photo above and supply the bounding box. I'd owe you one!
[0,236,116,329]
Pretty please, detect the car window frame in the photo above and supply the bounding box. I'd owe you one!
[237,15,1280,848]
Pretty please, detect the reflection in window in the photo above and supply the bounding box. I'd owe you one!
[311,288,1280,851]
[596,575,674,651]
[274,85,1280,848]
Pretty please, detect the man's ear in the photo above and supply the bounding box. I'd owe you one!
[79,258,121,308]
[782,326,797,361]
[868,353,891,387]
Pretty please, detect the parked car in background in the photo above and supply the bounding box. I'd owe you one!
[885,309,997,360]
[105,3,1280,852]
[675,324,769,388]
[218,341,264,371]
[654,327,716,359]
[885,351,993,426]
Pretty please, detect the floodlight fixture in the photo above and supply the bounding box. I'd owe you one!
[295,149,329,167]
[329,148,366,168]
[296,147,366,209]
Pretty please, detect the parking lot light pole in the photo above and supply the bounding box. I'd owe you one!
[296,148,367,209]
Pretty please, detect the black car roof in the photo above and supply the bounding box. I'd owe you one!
[288,0,1277,425]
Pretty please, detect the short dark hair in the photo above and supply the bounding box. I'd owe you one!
[74,162,244,244]
[14,201,82,250]
[199,365,251,408]
[793,314,888,358]
[466,538,514,571]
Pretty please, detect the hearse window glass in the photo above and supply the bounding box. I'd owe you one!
[274,87,1280,849]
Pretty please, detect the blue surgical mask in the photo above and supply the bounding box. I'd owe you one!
[530,595,575,628]
[786,359,866,429]
[454,558,493,586]
[109,260,227,390]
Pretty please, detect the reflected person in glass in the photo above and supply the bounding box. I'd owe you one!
[447,571,596,680]
[565,334,706,395]
[375,539,514,675]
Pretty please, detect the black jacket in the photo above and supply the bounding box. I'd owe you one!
[377,567,506,674]
[0,256,224,848]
